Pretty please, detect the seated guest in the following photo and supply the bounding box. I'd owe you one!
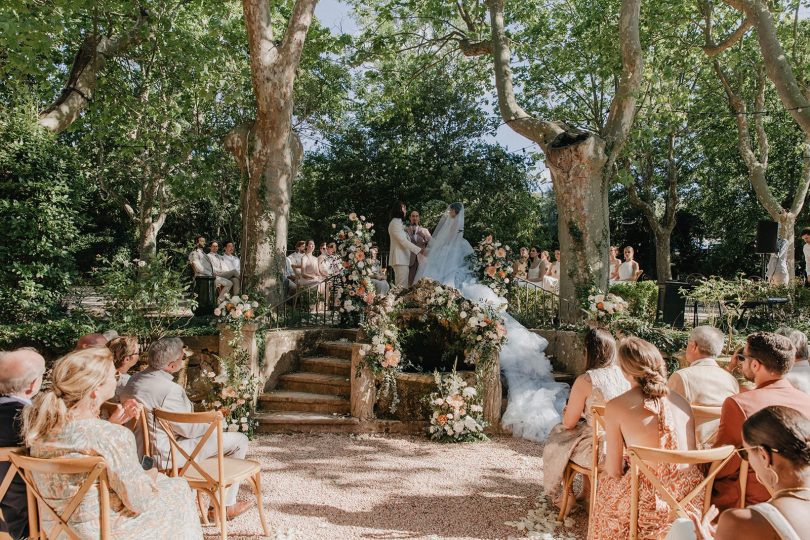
[609,246,621,282]
[298,240,326,292]
[543,328,630,513]
[75,333,107,350]
[0,348,46,539]
[189,234,231,302]
[283,254,298,298]
[589,337,703,540]
[222,241,241,290]
[712,332,810,510]
[777,327,810,394]
[668,326,739,447]
[617,246,643,281]
[208,240,240,295]
[289,240,306,274]
[317,241,329,269]
[514,247,529,279]
[680,406,810,540]
[368,244,390,296]
[521,247,544,286]
[551,249,561,279]
[121,338,252,520]
[23,348,202,539]
[107,336,140,402]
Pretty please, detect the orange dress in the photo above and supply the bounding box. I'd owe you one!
[588,400,705,540]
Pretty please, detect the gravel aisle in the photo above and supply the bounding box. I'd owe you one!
[203,433,587,540]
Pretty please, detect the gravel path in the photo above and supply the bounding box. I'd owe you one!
[204,433,587,540]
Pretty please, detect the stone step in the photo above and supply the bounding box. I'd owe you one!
[278,372,350,397]
[299,356,351,377]
[254,411,360,434]
[552,371,576,386]
[257,391,350,414]
[316,340,353,360]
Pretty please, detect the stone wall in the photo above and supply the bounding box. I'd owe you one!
[532,329,586,375]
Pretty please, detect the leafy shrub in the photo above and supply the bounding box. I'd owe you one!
[0,103,89,323]
[609,281,659,319]
[95,251,196,342]
[0,316,97,360]
[604,316,689,374]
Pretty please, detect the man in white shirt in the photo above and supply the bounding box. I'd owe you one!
[207,240,240,296]
[121,338,252,519]
[778,327,810,393]
[288,240,306,277]
[667,325,740,447]
[189,235,232,302]
[802,227,810,287]
[222,241,241,277]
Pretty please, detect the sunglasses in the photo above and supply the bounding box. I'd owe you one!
[737,445,780,461]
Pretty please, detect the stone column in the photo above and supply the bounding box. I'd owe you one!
[350,343,375,421]
[218,322,260,402]
[480,353,502,431]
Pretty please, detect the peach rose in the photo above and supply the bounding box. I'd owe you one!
[496,247,506,258]
[485,235,493,244]
[485,266,497,278]
[437,414,448,426]
[355,251,365,261]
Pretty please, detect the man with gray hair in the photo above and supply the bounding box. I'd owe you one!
[0,348,46,539]
[667,325,739,447]
[777,327,810,393]
[121,338,252,520]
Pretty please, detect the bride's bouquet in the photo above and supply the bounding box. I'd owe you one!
[467,235,514,297]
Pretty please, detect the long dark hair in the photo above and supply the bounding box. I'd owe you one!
[743,406,810,467]
[390,202,406,220]
[585,327,617,371]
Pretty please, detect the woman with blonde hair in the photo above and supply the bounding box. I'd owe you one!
[23,348,202,539]
[589,337,704,540]
[107,336,140,401]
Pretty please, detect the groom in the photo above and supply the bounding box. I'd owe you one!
[388,202,424,288]
[407,209,431,286]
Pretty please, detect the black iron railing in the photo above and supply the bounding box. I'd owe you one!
[266,274,351,328]
[506,278,564,328]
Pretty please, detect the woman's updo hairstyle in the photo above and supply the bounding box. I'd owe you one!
[743,405,810,467]
[617,337,669,400]
[22,348,115,446]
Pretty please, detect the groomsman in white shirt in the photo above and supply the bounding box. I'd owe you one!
[221,241,241,291]
[189,235,232,302]
[802,227,810,287]
[208,241,240,295]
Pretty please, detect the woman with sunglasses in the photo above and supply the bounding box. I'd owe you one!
[108,336,140,401]
[687,405,810,539]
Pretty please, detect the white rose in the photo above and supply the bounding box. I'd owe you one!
[227,424,239,432]
[213,308,221,316]
[462,387,477,397]
[459,311,467,318]
[137,260,146,267]
[241,423,249,431]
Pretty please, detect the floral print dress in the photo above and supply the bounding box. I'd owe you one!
[588,400,704,540]
[30,418,202,540]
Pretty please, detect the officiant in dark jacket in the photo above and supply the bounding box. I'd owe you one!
[0,348,46,539]
[407,209,432,287]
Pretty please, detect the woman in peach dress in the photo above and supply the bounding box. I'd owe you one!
[589,337,704,540]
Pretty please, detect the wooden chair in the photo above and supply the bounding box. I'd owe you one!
[0,447,24,504]
[153,408,268,540]
[627,444,736,540]
[690,404,722,448]
[100,401,151,458]
[557,405,606,523]
[736,458,774,509]
[9,453,111,540]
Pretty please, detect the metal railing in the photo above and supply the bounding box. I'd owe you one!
[506,278,565,328]
[267,274,354,328]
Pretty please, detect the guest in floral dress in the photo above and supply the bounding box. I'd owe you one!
[589,337,704,540]
[544,327,630,513]
[22,348,203,540]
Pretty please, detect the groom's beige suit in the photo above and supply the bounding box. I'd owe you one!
[388,218,422,288]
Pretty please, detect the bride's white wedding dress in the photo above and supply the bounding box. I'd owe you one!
[414,203,569,441]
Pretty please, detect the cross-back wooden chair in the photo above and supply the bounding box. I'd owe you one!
[9,453,111,540]
[100,401,151,458]
[690,404,722,448]
[153,408,268,540]
[557,405,606,523]
[627,444,736,540]
[0,447,24,504]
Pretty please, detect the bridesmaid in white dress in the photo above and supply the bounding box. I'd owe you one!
[543,328,630,512]
[609,246,621,282]
[617,246,642,282]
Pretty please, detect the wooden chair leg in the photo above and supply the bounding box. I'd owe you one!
[557,465,574,522]
[197,490,209,525]
[252,471,270,536]
[219,485,227,540]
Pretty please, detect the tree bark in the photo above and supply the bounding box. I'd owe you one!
[478,0,642,322]
[38,11,148,133]
[236,0,317,302]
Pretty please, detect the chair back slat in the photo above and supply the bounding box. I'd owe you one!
[627,444,736,540]
[153,408,224,483]
[9,453,112,540]
[100,401,151,458]
[0,447,24,502]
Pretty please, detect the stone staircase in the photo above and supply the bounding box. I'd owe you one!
[255,332,360,433]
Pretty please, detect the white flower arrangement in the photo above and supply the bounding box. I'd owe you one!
[427,371,488,443]
[214,293,261,323]
[201,349,260,438]
[334,212,379,315]
[466,235,514,297]
[587,292,629,319]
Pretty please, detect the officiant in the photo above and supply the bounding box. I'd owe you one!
[388,202,424,288]
[407,209,432,287]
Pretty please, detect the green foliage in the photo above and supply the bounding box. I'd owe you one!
[95,251,196,342]
[609,281,659,319]
[0,316,96,360]
[604,317,689,374]
[0,103,89,323]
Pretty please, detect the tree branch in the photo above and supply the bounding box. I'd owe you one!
[702,18,752,57]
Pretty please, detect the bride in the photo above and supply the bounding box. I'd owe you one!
[414,203,569,441]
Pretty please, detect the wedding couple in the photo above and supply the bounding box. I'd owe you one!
[388,201,569,441]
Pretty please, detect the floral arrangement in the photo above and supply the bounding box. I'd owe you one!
[201,349,261,438]
[466,235,514,297]
[427,370,488,442]
[587,292,629,319]
[333,212,378,315]
[359,279,507,412]
[214,293,261,325]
